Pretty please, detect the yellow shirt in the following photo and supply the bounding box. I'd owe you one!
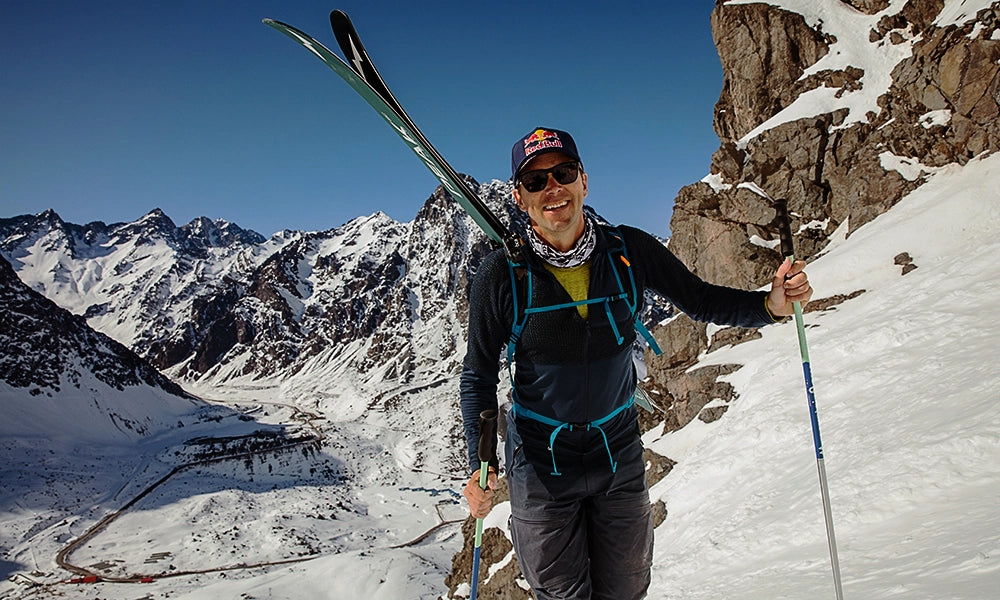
[544,261,591,320]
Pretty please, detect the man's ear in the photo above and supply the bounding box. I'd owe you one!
[581,171,588,198]
[512,186,526,211]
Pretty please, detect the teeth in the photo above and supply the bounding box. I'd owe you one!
[544,201,569,211]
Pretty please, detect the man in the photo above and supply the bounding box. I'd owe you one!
[460,127,812,600]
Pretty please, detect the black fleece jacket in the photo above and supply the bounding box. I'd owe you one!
[460,224,776,473]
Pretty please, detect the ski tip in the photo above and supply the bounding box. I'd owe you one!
[262,17,303,36]
[330,9,350,22]
[330,9,356,33]
[263,17,297,28]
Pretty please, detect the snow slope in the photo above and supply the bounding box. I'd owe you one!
[645,151,1000,599]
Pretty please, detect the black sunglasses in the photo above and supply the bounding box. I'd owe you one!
[516,161,581,193]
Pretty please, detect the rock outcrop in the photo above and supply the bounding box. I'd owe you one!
[651,0,1000,442]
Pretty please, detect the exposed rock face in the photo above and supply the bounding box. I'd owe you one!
[658,2,1000,444]
[711,2,835,143]
[676,1,1000,289]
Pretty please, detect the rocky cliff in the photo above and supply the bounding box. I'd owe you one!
[646,0,1000,444]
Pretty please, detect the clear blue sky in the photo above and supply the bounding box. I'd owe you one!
[1,1,723,239]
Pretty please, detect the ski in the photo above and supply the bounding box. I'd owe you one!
[263,13,523,261]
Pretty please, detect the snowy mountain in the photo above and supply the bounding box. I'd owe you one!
[0,179,517,397]
[2,180,667,408]
[0,178,522,598]
[0,253,202,442]
[0,207,267,375]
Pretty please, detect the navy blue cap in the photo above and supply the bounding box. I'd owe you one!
[511,127,582,180]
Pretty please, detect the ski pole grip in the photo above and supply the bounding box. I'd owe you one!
[477,410,498,465]
[774,198,795,259]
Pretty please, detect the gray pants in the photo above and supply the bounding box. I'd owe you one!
[506,424,653,600]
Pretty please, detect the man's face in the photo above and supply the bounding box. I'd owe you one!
[512,152,588,250]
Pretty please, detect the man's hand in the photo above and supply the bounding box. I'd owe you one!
[464,467,498,519]
[767,258,813,317]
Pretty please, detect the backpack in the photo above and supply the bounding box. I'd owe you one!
[503,227,662,476]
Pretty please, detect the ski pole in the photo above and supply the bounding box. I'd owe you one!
[774,199,845,600]
[470,409,498,600]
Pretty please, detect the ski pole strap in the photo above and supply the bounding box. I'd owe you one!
[477,410,499,468]
[512,396,634,476]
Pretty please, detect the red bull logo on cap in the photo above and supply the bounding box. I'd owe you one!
[512,127,580,179]
[523,128,564,156]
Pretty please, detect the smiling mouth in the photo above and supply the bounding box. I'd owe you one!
[543,200,570,211]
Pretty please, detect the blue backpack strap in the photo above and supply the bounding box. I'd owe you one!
[634,320,661,356]
[523,295,621,315]
[505,258,532,365]
[510,403,569,475]
[505,258,532,412]
[526,294,627,349]
[608,227,663,356]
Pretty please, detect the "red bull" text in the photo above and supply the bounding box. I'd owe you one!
[523,129,563,156]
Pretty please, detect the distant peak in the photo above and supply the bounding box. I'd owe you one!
[36,208,65,225]
[140,208,176,226]
[179,215,266,247]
